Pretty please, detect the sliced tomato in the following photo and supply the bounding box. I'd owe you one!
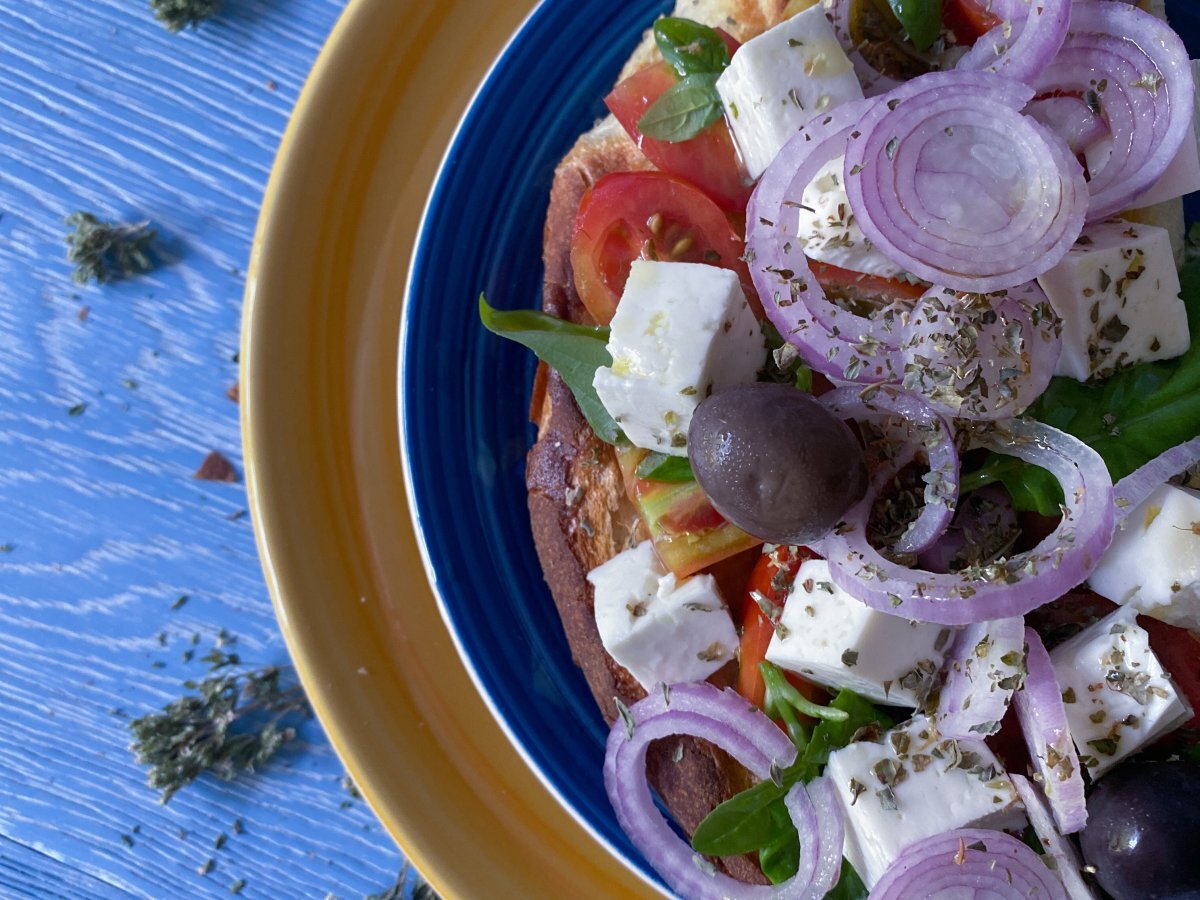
[809,261,927,305]
[570,171,754,325]
[943,0,1002,46]
[605,48,751,213]
[737,545,826,711]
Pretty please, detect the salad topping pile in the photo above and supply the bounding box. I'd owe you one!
[483,0,1200,897]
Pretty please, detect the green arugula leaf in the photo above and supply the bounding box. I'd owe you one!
[690,759,813,856]
[478,295,622,444]
[826,860,869,900]
[759,826,801,885]
[654,17,731,78]
[963,259,1200,515]
[638,73,723,143]
[802,689,895,768]
[887,0,944,52]
[634,451,696,483]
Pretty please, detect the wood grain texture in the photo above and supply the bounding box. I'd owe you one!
[0,1,414,895]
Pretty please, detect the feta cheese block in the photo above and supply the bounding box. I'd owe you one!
[1050,606,1193,779]
[1089,483,1200,631]
[764,559,952,706]
[715,4,863,179]
[592,260,763,456]
[587,541,738,690]
[797,156,907,279]
[825,716,1024,887]
[1036,219,1189,381]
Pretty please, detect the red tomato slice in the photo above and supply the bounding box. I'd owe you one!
[737,545,826,712]
[605,48,751,213]
[943,0,1002,46]
[570,171,755,325]
[809,261,927,305]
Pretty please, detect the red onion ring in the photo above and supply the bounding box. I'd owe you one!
[955,0,1071,86]
[821,386,959,556]
[1034,1,1194,220]
[870,828,1068,900]
[603,682,843,898]
[1012,628,1088,835]
[843,71,1087,292]
[900,282,1062,420]
[1026,94,1111,155]
[814,419,1115,626]
[936,616,1025,739]
[1112,436,1200,523]
[1011,774,1097,899]
[747,98,908,385]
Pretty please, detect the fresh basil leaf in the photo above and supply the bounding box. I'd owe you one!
[635,451,695,483]
[887,0,944,52]
[638,73,723,143]
[963,258,1200,515]
[478,295,622,444]
[654,17,731,78]
[690,759,813,856]
[759,826,801,884]
[825,859,869,900]
[802,689,894,768]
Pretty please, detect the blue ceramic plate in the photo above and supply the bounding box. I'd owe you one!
[402,1,1200,890]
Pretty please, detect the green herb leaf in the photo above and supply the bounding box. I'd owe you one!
[150,0,223,32]
[690,759,812,856]
[638,73,723,143]
[887,0,944,52]
[963,258,1200,515]
[64,212,156,284]
[825,860,870,900]
[478,295,622,444]
[654,17,731,78]
[762,320,814,393]
[635,451,696,483]
[802,689,895,768]
[758,826,801,884]
[761,661,849,752]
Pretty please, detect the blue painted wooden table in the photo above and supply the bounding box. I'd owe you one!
[0,1,416,896]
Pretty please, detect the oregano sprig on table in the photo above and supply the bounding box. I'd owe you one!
[128,648,312,803]
[150,0,223,33]
[64,211,156,284]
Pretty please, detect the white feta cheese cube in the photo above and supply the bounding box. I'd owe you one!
[716,4,863,179]
[592,260,763,456]
[1050,607,1193,779]
[764,560,952,707]
[588,541,738,690]
[797,156,907,279]
[825,716,1024,887]
[1089,483,1200,631]
[1036,219,1189,381]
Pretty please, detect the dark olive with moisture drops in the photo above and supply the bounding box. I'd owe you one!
[1079,761,1200,900]
[687,383,868,544]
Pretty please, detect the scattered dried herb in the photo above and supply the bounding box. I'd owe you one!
[150,0,223,32]
[194,450,238,483]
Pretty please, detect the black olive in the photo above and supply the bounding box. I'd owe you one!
[687,383,868,544]
[1079,760,1200,900]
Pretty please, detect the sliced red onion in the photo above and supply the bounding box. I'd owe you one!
[806,775,846,897]
[1012,628,1088,835]
[1113,436,1200,523]
[821,386,958,555]
[814,419,1115,626]
[843,71,1087,292]
[936,617,1025,739]
[747,98,908,385]
[822,0,902,98]
[603,682,843,898]
[1011,774,1098,899]
[1034,1,1194,220]
[870,828,1068,900]
[899,282,1062,420]
[1026,94,1111,156]
[956,0,1071,85]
